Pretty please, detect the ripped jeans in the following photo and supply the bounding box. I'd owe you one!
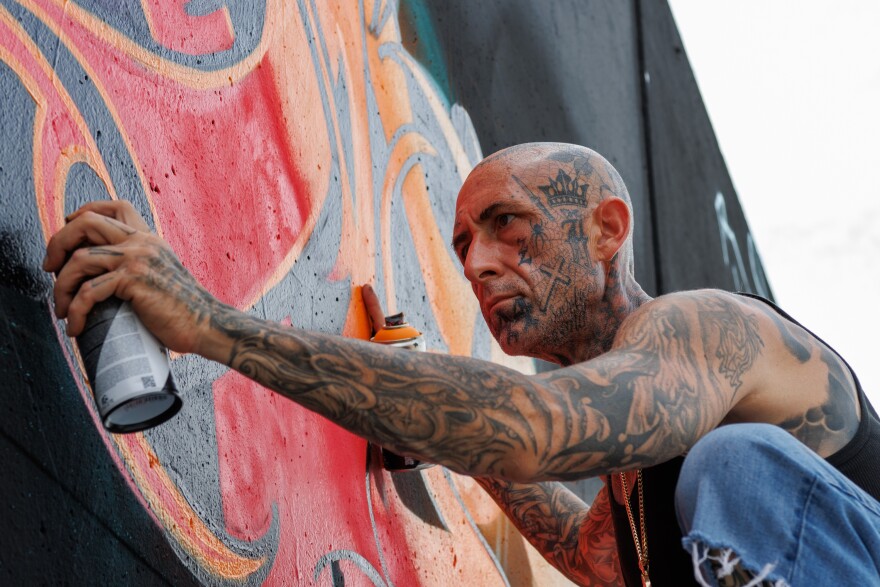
[676,424,880,586]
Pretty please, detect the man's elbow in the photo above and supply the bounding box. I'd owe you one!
[491,453,542,483]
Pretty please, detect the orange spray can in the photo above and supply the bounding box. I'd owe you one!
[370,312,433,471]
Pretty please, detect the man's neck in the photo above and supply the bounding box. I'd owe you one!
[554,278,652,366]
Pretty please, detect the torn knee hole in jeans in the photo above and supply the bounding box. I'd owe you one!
[688,542,790,587]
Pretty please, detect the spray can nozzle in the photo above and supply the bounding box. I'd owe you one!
[384,312,405,326]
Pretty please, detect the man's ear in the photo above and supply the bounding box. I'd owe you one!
[592,197,631,261]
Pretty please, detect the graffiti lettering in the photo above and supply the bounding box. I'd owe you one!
[715,191,771,298]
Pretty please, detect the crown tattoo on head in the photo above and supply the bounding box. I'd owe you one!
[539,170,589,208]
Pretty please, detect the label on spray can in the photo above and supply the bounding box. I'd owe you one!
[370,312,433,472]
[77,297,182,433]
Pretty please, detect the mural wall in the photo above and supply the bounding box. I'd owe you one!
[0,1,769,585]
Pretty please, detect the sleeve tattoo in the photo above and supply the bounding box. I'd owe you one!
[205,290,824,583]
[476,478,621,585]
[208,291,764,481]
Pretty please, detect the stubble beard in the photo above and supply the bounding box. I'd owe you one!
[491,284,607,364]
[491,295,538,353]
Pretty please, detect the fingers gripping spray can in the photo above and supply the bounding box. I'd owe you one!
[76,297,182,433]
[370,312,434,472]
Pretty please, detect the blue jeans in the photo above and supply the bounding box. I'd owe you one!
[676,423,880,586]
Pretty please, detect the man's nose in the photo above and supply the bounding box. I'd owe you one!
[463,238,502,284]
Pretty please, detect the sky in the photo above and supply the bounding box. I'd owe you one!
[667,1,880,408]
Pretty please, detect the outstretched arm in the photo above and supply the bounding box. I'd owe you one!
[46,202,750,481]
[194,297,735,480]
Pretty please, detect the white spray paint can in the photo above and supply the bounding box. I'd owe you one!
[77,297,182,433]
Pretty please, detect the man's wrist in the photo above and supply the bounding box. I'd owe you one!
[194,301,241,365]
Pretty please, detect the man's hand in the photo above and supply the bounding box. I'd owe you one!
[44,200,222,356]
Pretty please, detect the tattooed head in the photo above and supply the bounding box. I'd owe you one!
[453,143,645,364]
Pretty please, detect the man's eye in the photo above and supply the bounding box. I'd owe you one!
[497,214,515,228]
[459,244,469,262]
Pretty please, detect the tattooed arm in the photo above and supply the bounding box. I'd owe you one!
[172,289,751,479]
[477,478,622,586]
[362,280,621,584]
[202,288,797,478]
[47,202,772,480]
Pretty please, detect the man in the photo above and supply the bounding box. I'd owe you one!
[45,143,880,586]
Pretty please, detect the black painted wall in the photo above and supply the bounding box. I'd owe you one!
[418,0,769,300]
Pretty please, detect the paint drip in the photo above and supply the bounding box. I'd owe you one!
[370,312,433,472]
[77,297,182,433]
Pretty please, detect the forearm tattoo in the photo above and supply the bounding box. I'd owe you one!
[212,304,553,478]
[144,246,223,326]
[476,478,620,585]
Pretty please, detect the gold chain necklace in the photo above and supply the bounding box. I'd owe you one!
[618,470,651,587]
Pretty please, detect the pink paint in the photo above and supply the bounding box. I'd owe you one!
[142,0,235,55]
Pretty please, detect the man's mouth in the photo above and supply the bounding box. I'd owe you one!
[486,295,517,318]
[490,295,533,327]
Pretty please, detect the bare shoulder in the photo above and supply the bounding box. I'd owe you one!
[527,289,859,476]
[616,289,759,336]
[615,289,860,457]
[613,289,766,400]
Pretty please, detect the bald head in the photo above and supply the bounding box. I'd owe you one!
[460,142,635,276]
[452,143,641,361]
[474,142,630,205]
